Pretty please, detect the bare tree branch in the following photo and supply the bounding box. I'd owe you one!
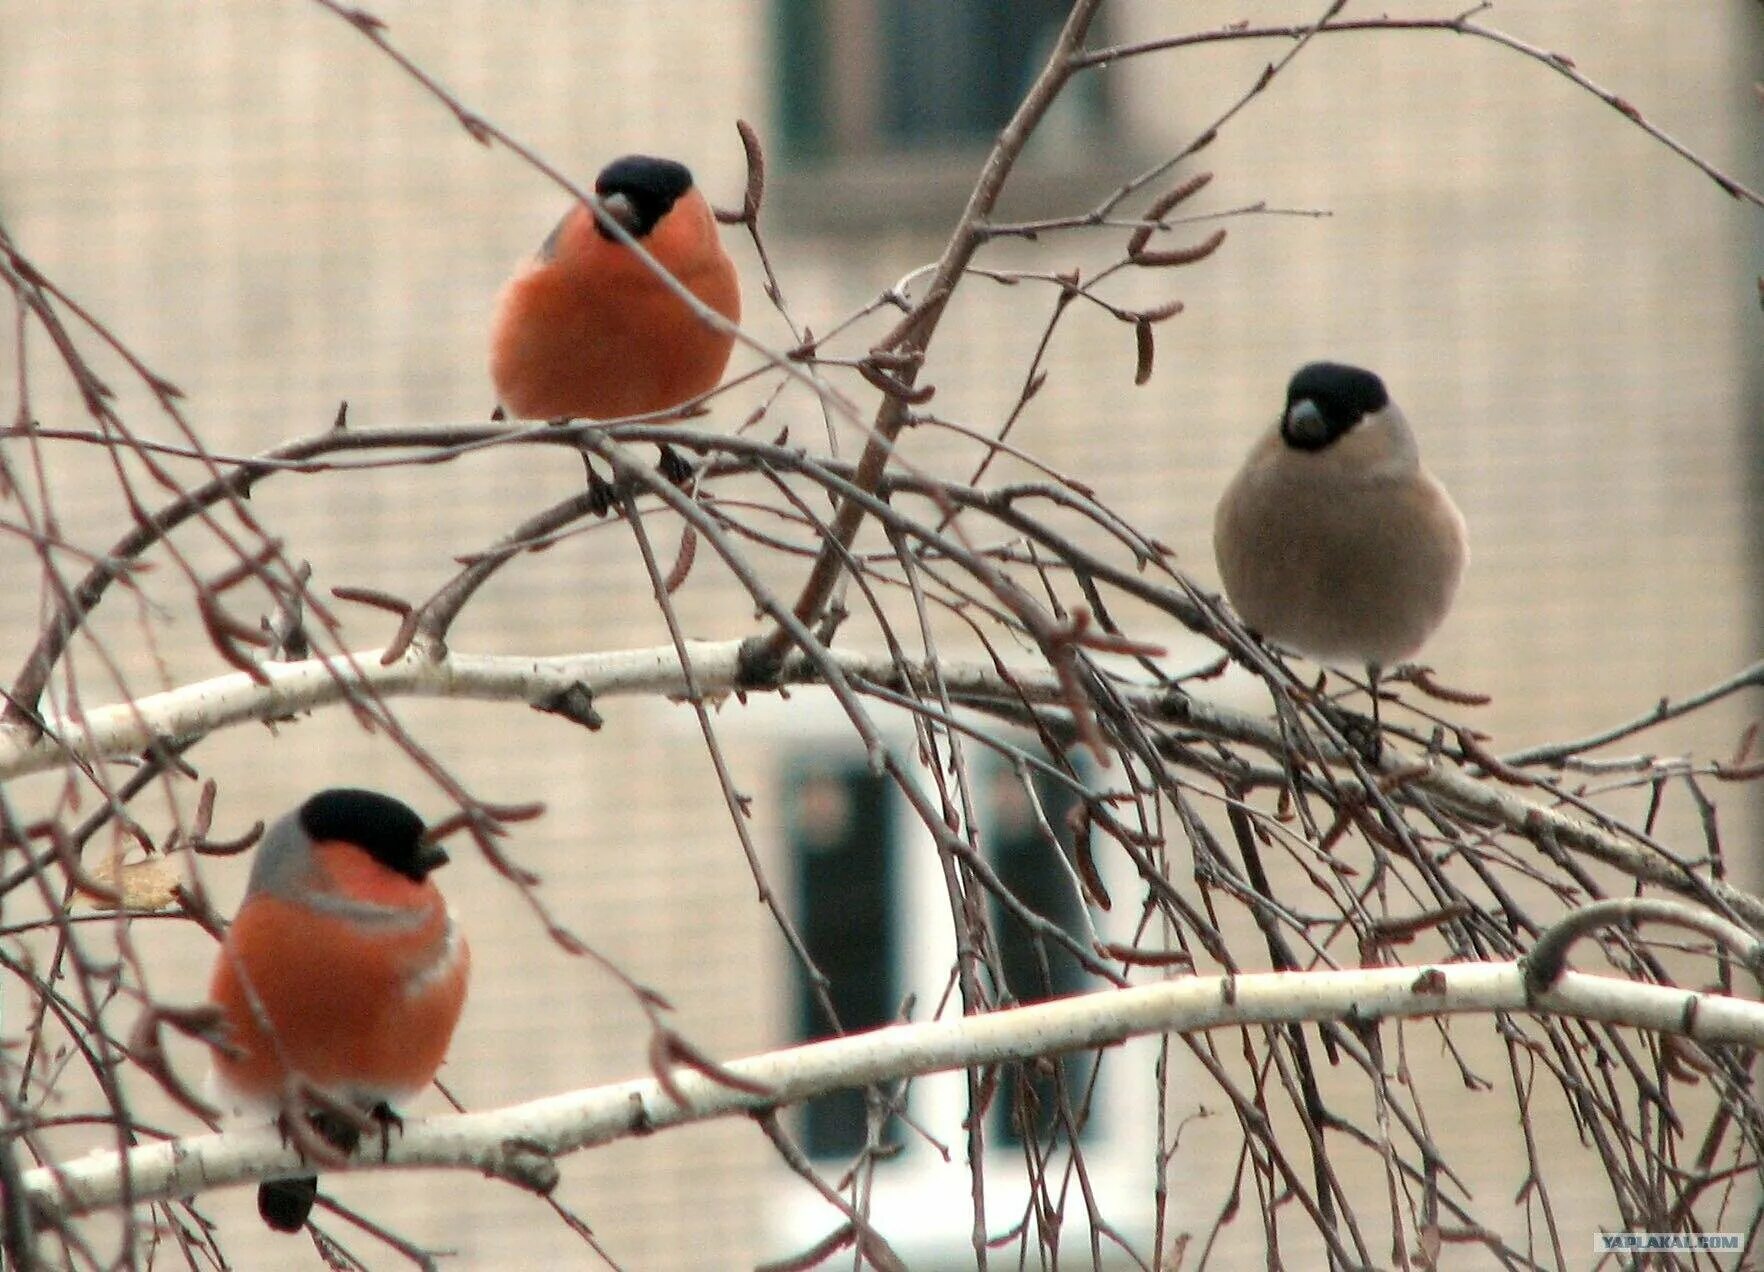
[22,962,1764,1225]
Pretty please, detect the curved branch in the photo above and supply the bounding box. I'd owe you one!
[1503,660,1764,768]
[1072,11,1764,210]
[0,423,522,731]
[1524,897,1764,994]
[6,640,1762,928]
[22,963,1764,1223]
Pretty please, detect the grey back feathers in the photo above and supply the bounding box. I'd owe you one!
[242,808,309,900]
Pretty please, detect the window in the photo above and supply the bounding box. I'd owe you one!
[786,760,900,1158]
[980,760,1096,1148]
[775,732,1161,1258]
[775,0,1105,160]
[784,747,1099,1158]
[769,1,1118,230]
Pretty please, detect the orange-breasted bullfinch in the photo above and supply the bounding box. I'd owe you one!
[489,153,740,433]
[208,788,470,1233]
[1213,362,1467,712]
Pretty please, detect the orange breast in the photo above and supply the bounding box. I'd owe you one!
[209,873,468,1106]
[489,188,740,421]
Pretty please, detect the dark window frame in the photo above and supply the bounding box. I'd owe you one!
[786,759,901,1160]
[769,0,1125,234]
[980,757,1099,1149]
[783,745,1099,1161]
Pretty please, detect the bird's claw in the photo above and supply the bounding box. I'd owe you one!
[582,461,616,517]
[368,1101,404,1158]
[657,443,694,486]
[1328,706,1384,765]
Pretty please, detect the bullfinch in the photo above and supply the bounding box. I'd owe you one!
[208,788,470,1233]
[489,154,741,487]
[1213,362,1467,713]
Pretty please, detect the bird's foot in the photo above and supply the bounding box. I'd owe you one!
[657,442,694,486]
[368,1101,404,1158]
[307,1106,366,1156]
[580,458,616,517]
[1327,706,1384,765]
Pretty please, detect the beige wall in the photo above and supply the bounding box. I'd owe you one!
[1,2,1757,1267]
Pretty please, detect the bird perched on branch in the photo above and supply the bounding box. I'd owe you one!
[489,154,741,495]
[1213,361,1467,719]
[208,788,470,1233]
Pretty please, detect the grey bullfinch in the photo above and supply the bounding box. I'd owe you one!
[1213,361,1467,710]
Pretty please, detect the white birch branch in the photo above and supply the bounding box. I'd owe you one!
[20,963,1764,1224]
[1,642,740,779]
[6,639,1759,925]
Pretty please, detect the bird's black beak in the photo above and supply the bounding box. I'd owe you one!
[1282,398,1332,450]
[413,842,451,877]
[595,191,640,238]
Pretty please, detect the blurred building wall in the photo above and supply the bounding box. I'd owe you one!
[0,3,1758,1267]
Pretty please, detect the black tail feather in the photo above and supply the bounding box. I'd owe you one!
[258,1175,318,1232]
[258,1102,389,1232]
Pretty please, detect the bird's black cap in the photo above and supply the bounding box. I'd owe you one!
[593,154,695,241]
[1281,362,1389,452]
[297,788,447,883]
